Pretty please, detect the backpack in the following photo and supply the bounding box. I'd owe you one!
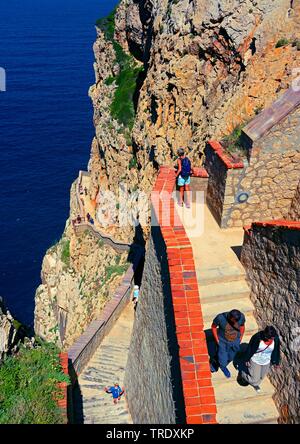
[180,157,191,178]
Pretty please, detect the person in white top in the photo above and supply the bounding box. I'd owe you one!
[239,326,280,393]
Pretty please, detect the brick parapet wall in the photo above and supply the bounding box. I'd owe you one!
[247,220,300,231]
[205,140,300,228]
[241,220,300,424]
[151,167,217,424]
[206,141,244,170]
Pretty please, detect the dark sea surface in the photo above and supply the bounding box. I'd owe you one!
[0,0,118,324]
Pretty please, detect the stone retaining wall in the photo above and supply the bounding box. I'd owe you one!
[288,180,300,221]
[205,141,300,228]
[241,221,300,424]
[124,232,179,424]
[68,248,142,375]
[124,167,217,425]
[74,223,130,253]
[204,141,244,226]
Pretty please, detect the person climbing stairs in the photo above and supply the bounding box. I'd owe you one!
[73,304,134,424]
[179,203,279,424]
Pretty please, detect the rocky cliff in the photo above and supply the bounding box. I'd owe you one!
[34,185,129,350]
[35,0,300,348]
[0,297,18,361]
[90,0,299,195]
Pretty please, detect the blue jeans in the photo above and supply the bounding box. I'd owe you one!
[218,337,241,368]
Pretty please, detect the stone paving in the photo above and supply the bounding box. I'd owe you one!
[74,303,134,424]
[177,202,279,424]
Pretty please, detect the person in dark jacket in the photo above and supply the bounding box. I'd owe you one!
[211,309,246,379]
[239,326,280,393]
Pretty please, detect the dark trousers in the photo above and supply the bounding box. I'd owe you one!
[218,337,241,368]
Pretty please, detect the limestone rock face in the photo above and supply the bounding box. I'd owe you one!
[130,0,298,166]
[34,221,128,350]
[34,184,129,350]
[88,0,299,233]
[0,297,17,361]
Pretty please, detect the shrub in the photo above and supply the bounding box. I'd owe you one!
[124,130,133,146]
[275,38,289,48]
[0,340,69,424]
[61,239,70,267]
[104,263,128,283]
[96,8,116,41]
[97,238,104,247]
[129,156,138,169]
[110,58,143,130]
[104,76,115,86]
[221,122,248,156]
[96,7,144,135]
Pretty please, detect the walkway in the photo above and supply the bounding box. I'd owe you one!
[178,202,279,424]
[74,304,134,424]
[73,171,131,252]
[80,173,97,222]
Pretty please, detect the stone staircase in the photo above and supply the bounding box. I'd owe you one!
[179,203,279,424]
[74,304,133,424]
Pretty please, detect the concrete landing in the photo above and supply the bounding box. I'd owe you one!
[75,304,134,424]
[177,202,279,424]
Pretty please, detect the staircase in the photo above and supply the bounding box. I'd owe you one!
[74,304,133,424]
[179,203,279,424]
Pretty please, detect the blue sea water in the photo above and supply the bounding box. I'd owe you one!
[0,0,118,324]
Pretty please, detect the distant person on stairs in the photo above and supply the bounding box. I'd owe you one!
[132,285,140,311]
[104,383,124,404]
[211,309,245,378]
[238,326,280,393]
[175,148,193,208]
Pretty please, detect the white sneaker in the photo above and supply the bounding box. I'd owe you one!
[253,385,261,393]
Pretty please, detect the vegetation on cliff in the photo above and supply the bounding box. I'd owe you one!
[61,238,70,267]
[221,122,248,158]
[0,339,69,424]
[96,7,143,136]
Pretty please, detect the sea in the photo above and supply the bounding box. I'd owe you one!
[0,0,118,324]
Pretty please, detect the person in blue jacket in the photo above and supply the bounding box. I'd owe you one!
[104,383,124,404]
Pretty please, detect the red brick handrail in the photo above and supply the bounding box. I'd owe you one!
[207,140,244,169]
[244,219,300,234]
[192,167,209,178]
[151,167,217,424]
